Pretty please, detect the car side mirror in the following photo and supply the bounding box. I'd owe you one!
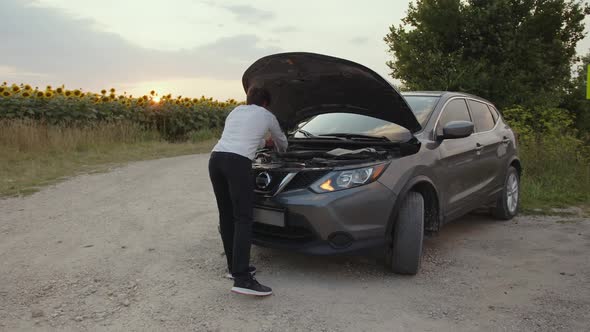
[440,121,474,140]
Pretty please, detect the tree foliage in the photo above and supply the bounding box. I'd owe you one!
[562,53,590,132]
[385,0,589,108]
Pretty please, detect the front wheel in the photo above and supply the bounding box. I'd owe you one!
[386,191,424,275]
[492,166,520,220]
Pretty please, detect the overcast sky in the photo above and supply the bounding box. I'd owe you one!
[2,0,590,100]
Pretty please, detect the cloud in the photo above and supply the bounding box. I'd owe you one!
[273,26,298,33]
[204,2,274,24]
[350,36,370,45]
[0,66,47,78]
[0,0,280,89]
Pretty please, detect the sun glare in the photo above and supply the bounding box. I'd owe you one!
[152,95,161,103]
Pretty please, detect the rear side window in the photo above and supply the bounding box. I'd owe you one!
[468,100,495,132]
[488,105,499,123]
[436,99,471,136]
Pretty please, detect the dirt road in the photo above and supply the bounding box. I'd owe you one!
[1,154,589,331]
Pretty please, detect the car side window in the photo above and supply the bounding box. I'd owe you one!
[468,100,495,132]
[487,105,499,123]
[436,99,471,136]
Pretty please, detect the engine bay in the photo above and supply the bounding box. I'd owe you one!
[254,147,390,168]
[253,138,419,169]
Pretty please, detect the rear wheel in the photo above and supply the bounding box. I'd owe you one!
[492,166,520,220]
[387,191,424,275]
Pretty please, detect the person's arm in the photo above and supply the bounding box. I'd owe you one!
[268,115,288,152]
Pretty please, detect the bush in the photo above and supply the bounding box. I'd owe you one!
[503,106,590,209]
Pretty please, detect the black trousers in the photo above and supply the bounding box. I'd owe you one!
[208,152,254,280]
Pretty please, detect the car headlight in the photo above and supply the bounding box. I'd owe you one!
[310,163,389,193]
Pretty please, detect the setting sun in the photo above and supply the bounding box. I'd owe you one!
[152,95,161,103]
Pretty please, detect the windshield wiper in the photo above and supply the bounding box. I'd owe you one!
[316,133,390,141]
[293,129,315,138]
[291,130,348,140]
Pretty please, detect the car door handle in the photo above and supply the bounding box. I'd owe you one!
[475,143,484,151]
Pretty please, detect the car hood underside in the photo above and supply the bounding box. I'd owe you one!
[242,52,421,133]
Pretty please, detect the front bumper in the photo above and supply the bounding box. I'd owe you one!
[252,181,396,255]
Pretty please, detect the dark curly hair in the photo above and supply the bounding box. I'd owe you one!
[246,87,271,107]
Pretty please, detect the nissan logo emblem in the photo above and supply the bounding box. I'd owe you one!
[255,172,272,189]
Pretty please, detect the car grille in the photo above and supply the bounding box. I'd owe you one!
[252,169,329,194]
[252,222,315,243]
[252,169,290,193]
[283,170,330,192]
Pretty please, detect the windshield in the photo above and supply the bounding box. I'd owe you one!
[403,95,440,126]
[291,96,439,141]
[293,113,412,141]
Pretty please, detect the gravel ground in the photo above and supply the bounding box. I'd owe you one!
[1,154,589,331]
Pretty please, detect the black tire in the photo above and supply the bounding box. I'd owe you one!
[387,191,424,275]
[492,166,520,220]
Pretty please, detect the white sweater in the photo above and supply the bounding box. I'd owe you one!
[212,104,288,160]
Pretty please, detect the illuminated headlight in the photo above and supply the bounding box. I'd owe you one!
[311,163,389,193]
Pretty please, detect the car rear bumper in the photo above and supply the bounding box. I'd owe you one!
[252,181,396,255]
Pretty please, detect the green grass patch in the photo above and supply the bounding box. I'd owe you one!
[518,136,590,214]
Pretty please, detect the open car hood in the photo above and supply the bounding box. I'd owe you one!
[242,52,421,133]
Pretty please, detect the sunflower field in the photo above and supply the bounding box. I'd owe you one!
[0,82,241,140]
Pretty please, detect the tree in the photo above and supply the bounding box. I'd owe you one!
[385,0,589,108]
[562,52,590,133]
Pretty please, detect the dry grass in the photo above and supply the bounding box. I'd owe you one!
[0,120,158,151]
[0,120,216,197]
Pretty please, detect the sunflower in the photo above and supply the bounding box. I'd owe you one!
[80,93,85,97]
[22,91,31,98]
[36,91,44,97]
[24,84,32,91]
[110,88,116,93]
[45,91,53,98]
[56,87,64,94]
[0,87,4,93]
[150,90,155,96]
[101,96,110,102]
[46,85,52,90]
[73,90,81,96]
[12,85,20,93]
[100,89,107,95]
[2,91,11,97]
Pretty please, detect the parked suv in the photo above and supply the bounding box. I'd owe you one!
[244,52,521,274]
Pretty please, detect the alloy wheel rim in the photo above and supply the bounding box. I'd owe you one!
[506,173,519,214]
